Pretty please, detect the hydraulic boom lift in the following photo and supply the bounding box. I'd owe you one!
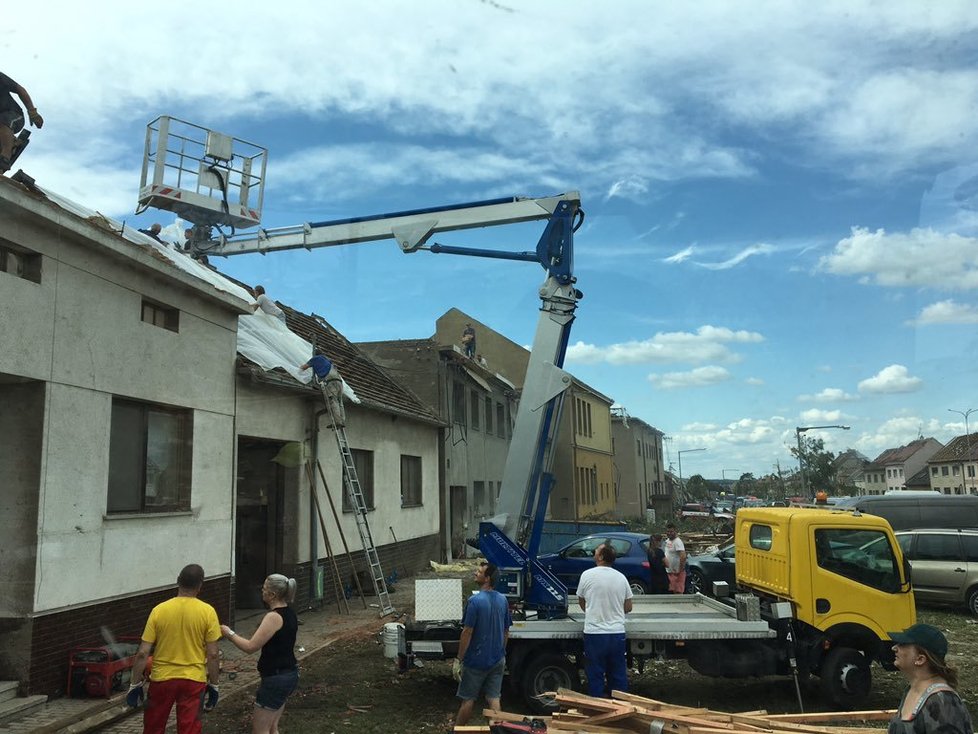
[209,192,585,619]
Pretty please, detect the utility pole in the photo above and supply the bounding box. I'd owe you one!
[795,424,850,498]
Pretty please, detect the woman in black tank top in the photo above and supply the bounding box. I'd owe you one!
[220,574,300,733]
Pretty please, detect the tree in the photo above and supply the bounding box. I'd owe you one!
[790,436,838,495]
[736,472,757,497]
[684,474,710,501]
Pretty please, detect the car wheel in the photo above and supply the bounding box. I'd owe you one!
[968,586,978,617]
[520,653,580,713]
[688,569,706,595]
[819,647,871,709]
[629,579,648,595]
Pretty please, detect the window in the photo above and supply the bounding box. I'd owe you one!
[0,239,42,283]
[932,467,939,476]
[953,465,960,476]
[942,466,950,476]
[342,449,374,512]
[107,399,192,513]
[452,382,466,425]
[485,396,493,434]
[470,390,481,431]
[963,534,978,563]
[914,533,961,562]
[141,299,180,332]
[969,466,976,478]
[496,402,505,437]
[749,524,773,551]
[814,529,900,592]
[637,439,641,456]
[401,454,422,506]
[474,480,486,515]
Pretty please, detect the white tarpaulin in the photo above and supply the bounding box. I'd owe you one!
[40,186,359,402]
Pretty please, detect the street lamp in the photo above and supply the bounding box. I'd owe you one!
[948,408,976,494]
[795,425,850,498]
[678,448,707,502]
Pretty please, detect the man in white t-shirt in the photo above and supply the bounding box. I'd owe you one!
[576,544,633,697]
[663,522,687,594]
[251,285,287,325]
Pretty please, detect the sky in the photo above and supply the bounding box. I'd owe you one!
[7,0,978,480]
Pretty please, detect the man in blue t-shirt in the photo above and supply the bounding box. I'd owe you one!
[454,562,512,727]
[298,352,346,426]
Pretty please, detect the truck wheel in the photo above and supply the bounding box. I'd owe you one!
[819,647,870,709]
[967,586,978,617]
[521,653,579,712]
[629,579,649,595]
[688,569,705,595]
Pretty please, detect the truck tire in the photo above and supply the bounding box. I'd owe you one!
[819,647,871,709]
[521,653,579,712]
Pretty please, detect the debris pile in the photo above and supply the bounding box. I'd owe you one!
[455,689,894,733]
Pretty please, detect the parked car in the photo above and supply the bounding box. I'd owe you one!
[833,493,978,530]
[686,540,737,596]
[536,531,651,594]
[894,528,978,615]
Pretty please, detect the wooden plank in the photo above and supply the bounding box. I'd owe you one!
[766,711,895,724]
[481,708,551,724]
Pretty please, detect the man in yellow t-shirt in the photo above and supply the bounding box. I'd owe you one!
[128,564,222,734]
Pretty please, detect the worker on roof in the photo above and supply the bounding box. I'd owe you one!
[0,71,42,174]
[252,285,287,325]
[299,351,346,427]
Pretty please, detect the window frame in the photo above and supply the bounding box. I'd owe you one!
[400,454,423,507]
[342,448,375,512]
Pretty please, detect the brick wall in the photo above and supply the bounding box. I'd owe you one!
[275,533,438,617]
[26,575,231,696]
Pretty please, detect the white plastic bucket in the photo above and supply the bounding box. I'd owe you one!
[382,622,404,658]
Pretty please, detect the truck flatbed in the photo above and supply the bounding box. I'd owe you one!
[509,594,776,640]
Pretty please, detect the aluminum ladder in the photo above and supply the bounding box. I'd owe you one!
[323,390,396,616]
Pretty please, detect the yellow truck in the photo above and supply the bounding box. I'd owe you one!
[721,506,916,706]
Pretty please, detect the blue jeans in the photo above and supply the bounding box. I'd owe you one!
[456,658,505,701]
[583,633,628,698]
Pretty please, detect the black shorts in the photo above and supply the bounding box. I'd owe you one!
[0,109,24,133]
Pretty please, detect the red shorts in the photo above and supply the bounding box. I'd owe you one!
[668,571,686,594]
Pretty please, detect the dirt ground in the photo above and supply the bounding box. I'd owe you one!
[202,605,977,733]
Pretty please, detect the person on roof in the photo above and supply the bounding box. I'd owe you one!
[461,323,476,358]
[138,223,164,242]
[0,71,42,174]
[299,352,346,427]
[252,285,287,325]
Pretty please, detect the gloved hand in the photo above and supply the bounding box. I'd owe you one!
[126,683,145,708]
[203,683,219,712]
[452,658,463,682]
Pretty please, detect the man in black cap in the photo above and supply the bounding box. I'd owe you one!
[0,71,43,174]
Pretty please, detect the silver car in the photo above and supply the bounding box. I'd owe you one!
[895,528,978,616]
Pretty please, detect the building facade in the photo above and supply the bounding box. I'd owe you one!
[610,413,667,521]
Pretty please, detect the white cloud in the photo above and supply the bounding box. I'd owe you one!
[798,387,858,403]
[820,227,978,291]
[663,246,694,264]
[799,408,851,423]
[853,416,943,455]
[857,364,923,394]
[908,300,978,325]
[682,422,720,432]
[648,366,731,390]
[745,377,764,386]
[566,325,764,365]
[676,417,781,447]
[694,244,776,271]
[605,176,650,202]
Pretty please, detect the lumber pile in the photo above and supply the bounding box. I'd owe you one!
[455,689,893,734]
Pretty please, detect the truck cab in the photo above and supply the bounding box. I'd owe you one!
[734,507,915,707]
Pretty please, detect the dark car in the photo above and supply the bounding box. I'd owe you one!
[536,532,651,594]
[686,540,737,596]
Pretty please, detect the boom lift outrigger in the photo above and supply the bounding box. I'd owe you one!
[209,192,585,619]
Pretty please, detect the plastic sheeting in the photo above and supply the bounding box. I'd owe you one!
[39,186,359,402]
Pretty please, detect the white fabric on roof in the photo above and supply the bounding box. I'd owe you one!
[39,186,359,402]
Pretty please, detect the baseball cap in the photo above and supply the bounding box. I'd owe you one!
[888,623,948,660]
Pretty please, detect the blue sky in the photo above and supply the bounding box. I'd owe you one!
[8,1,978,479]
